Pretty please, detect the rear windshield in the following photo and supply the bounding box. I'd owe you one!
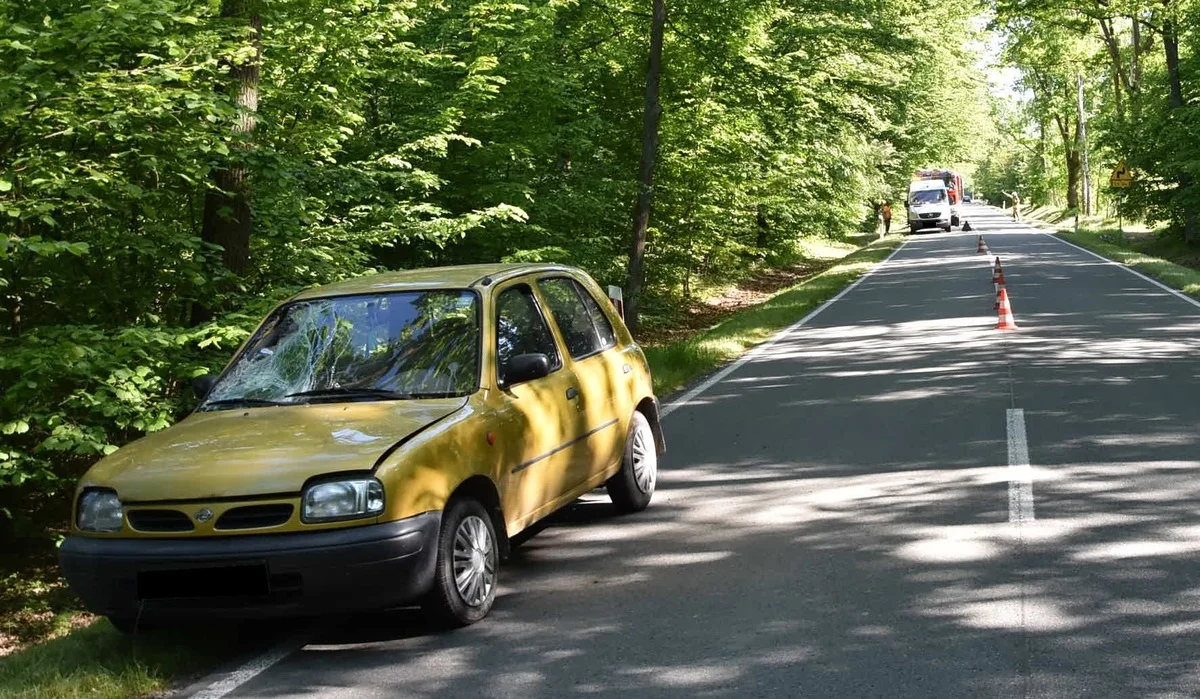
[910,189,947,205]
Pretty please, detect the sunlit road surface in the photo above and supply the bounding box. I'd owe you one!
[216,205,1200,698]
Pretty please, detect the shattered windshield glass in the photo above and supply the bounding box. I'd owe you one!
[202,290,479,410]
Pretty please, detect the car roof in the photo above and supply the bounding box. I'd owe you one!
[909,179,947,191]
[288,263,580,301]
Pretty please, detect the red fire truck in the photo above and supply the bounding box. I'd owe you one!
[915,170,964,226]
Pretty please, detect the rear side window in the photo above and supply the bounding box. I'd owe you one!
[495,286,562,380]
[576,284,617,347]
[538,277,616,359]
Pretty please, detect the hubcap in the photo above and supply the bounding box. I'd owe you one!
[631,421,657,494]
[452,515,496,607]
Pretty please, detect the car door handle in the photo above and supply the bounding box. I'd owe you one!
[566,387,580,400]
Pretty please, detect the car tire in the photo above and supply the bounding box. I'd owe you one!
[606,411,657,513]
[951,215,960,227]
[909,224,921,235]
[941,224,952,232]
[421,497,498,627]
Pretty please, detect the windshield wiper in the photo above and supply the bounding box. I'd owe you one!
[284,388,410,401]
[201,397,285,410]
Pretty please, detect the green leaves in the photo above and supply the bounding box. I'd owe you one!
[0,0,993,529]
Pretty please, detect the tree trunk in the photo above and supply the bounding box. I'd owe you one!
[756,204,769,248]
[1163,13,1184,109]
[1077,75,1092,216]
[1097,17,1127,120]
[1066,149,1081,211]
[1162,10,1199,242]
[194,0,261,323]
[624,0,666,333]
[1132,17,1144,91]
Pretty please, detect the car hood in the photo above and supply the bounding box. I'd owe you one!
[83,398,468,502]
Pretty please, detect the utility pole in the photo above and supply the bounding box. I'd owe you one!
[1077,74,1092,216]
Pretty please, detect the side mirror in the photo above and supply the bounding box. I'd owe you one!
[501,353,551,388]
[192,375,218,401]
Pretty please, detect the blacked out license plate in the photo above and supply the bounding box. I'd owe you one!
[137,564,269,600]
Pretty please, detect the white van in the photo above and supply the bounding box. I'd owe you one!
[907,180,953,234]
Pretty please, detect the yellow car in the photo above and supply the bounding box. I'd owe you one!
[59,264,663,631]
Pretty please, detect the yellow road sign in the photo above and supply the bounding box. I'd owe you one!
[1110,161,1134,188]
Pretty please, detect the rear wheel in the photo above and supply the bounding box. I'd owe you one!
[422,497,498,627]
[606,412,657,513]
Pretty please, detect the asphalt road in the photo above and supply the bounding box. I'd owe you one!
[208,204,1200,698]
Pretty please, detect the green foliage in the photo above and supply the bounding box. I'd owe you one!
[0,0,990,536]
[990,0,1200,241]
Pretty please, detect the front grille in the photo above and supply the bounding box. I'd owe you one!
[215,504,294,530]
[128,509,194,533]
[919,212,940,219]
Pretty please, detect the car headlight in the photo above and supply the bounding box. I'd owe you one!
[77,489,124,532]
[302,478,384,523]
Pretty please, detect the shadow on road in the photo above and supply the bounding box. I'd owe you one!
[231,214,1200,698]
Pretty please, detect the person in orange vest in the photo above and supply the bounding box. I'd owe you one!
[881,201,892,236]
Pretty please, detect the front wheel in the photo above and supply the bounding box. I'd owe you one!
[422,497,499,627]
[606,412,657,513]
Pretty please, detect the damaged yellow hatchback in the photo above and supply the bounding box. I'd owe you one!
[59,264,663,631]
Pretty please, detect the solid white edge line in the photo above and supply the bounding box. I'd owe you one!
[661,239,910,418]
[185,633,312,699]
[1006,408,1035,524]
[1045,232,1200,310]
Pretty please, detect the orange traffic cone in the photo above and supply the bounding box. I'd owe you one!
[996,288,1018,330]
[977,236,988,254]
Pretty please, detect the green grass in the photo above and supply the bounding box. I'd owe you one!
[0,620,238,699]
[1057,229,1200,301]
[645,236,904,396]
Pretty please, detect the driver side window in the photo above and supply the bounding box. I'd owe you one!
[495,285,562,381]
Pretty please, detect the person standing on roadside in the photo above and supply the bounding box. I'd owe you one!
[881,201,892,236]
[1004,191,1022,221]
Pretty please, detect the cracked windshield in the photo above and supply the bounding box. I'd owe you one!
[203,292,479,407]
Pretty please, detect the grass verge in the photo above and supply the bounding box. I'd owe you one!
[1057,230,1200,301]
[645,235,904,396]
[0,621,242,699]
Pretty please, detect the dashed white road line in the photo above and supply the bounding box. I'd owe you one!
[1006,408,1035,524]
[662,239,910,417]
